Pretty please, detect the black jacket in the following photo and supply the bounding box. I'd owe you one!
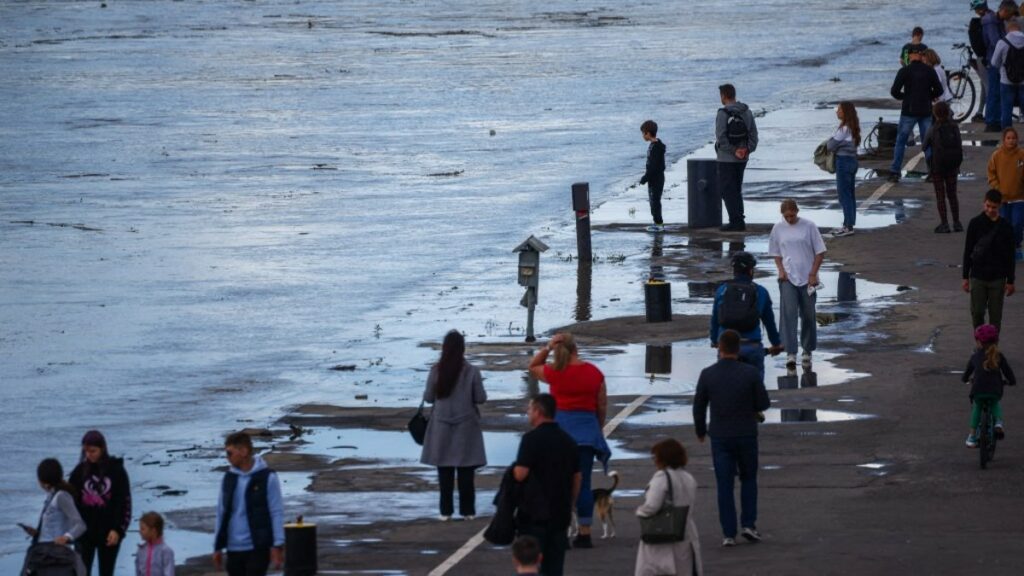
[69,457,132,540]
[693,358,770,438]
[890,61,943,117]
[640,139,666,186]
[963,349,1016,398]
[963,213,1016,283]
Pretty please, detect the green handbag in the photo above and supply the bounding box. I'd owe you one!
[638,470,689,544]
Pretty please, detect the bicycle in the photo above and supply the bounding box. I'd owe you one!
[948,43,979,123]
[975,395,998,469]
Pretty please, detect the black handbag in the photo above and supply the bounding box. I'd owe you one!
[638,470,689,544]
[408,401,428,446]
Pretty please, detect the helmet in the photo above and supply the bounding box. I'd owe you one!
[730,251,756,272]
[974,324,999,344]
[970,0,988,9]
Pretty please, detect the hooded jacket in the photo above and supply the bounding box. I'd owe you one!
[69,456,132,540]
[991,30,1024,85]
[715,102,758,163]
[214,455,284,552]
[890,61,943,118]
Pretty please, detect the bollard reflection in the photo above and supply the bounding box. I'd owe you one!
[645,344,672,377]
[781,408,818,422]
[837,272,857,303]
[575,260,592,322]
[777,366,798,390]
[801,369,818,389]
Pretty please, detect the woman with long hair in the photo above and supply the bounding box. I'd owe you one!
[528,332,610,549]
[69,430,132,576]
[826,101,861,238]
[420,330,487,521]
[21,458,87,575]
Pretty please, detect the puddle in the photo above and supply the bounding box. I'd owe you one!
[857,462,887,470]
[963,140,1000,147]
[761,464,783,471]
[626,405,871,427]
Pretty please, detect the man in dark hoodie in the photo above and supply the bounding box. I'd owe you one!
[70,430,132,576]
[213,431,285,576]
[639,119,667,232]
[963,189,1016,329]
[888,44,943,183]
[715,84,758,232]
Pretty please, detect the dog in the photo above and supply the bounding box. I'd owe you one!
[569,471,619,539]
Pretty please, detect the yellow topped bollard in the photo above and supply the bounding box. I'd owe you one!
[284,516,317,576]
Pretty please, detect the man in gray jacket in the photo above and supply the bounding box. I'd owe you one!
[991,16,1024,130]
[715,83,759,232]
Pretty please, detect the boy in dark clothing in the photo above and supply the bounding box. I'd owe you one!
[889,45,944,182]
[962,189,1017,329]
[640,120,667,232]
[900,26,927,67]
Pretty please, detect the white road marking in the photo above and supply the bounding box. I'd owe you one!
[858,150,924,210]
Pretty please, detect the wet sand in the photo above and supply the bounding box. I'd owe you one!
[174,119,1024,575]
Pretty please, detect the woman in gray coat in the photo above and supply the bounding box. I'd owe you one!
[420,330,487,521]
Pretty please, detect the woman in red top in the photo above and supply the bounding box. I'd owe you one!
[529,332,610,549]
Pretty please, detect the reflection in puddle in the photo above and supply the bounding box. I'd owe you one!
[627,406,871,427]
[777,366,819,390]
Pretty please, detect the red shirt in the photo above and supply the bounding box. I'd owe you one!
[543,362,604,412]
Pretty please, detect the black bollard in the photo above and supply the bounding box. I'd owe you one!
[686,159,722,228]
[876,117,898,150]
[644,280,672,323]
[284,517,317,576]
[572,182,592,263]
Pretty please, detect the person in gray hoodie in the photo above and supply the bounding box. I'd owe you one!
[714,84,758,232]
[135,512,174,576]
[991,16,1024,129]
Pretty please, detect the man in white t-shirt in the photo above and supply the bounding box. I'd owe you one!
[767,199,827,367]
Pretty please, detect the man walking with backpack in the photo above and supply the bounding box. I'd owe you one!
[992,16,1024,129]
[715,84,758,232]
[709,252,783,380]
[888,45,943,183]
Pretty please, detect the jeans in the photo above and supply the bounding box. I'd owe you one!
[738,342,766,382]
[778,279,817,354]
[1000,83,1024,129]
[987,64,1002,126]
[710,436,759,538]
[438,466,476,517]
[970,277,1007,329]
[974,59,988,117]
[76,536,120,576]
[891,115,932,174]
[999,202,1024,248]
[226,548,271,576]
[520,524,569,576]
[575,445,595,526]
[835,154,858,228]
[717,161,747,225]
[648,178,664,225]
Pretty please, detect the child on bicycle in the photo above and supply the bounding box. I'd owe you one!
[962,324,1016,447]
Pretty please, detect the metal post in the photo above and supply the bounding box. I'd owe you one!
[572,182,592,263]
[524,287,537,342]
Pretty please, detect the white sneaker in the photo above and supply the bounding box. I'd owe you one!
[801,351,812,365]
[786,354,797,367]
[722,537,736,547]
[463,515,475,521]
[439,515,452,522]
[741,527,762,542]
[832,227,854,238]
[646,224,665,233]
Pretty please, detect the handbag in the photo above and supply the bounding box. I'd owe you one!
[813,140,836,174]
[407,400,428,446]
[638,470,689,544]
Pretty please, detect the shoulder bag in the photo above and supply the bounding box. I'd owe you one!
[407,400,428,446]
[638,470,689,544]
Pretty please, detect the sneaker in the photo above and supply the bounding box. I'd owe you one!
[719,222,746,232]
[646,224,665,233]
[722,537,737,547]
[965,433,978,448]
[887,173,900,183]
[439,515,452,522]
[572,534,593,549]
[995,422,1005,439]
[741,527,762,542]
[802,351,812,365]
[786,354,797,367]
[832,226,854,238]
[934,223,950,234]
[953,221,963,233]
[462,515,476,521]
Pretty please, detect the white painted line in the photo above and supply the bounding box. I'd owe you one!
[427,393,653,575]
[857,151,923,211]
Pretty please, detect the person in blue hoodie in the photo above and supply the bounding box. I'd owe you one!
[213,432,284,576]
[710,252,783,380]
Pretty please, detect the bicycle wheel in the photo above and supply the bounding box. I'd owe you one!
[948,71,976,123]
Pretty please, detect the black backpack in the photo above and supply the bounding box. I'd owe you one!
[718,281,760,332]
[1004,41,1024,84]
[969,17,986,62]
[722,108,750,147]
[932,123,963,173]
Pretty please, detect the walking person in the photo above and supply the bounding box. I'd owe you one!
[639,120,667,233]
[962,324,1016,448]
[889,44,943,183]
[634,438,703,576]
[420,329,487,521]
[513,394,581,576]
[20,458,87,576]
[213,432,285,576]
[826,102,861,237]
[970,1,993,121]
[922,101,964,233]
[714,83,758,231]
[69,430,131,576]
[962,189,1017,329]
[693,330,771,547]
[528,332,609,549]
[987,127,1024,259]
[768,199,827,367]
[135,512,175,576]
[990,15,1024,130]
[709,251,783,381]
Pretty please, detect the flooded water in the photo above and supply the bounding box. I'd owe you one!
[0,0,967,570]
[628,402,872,427]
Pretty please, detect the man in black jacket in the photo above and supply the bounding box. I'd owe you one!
[889,44,944,182]
[640,119,667,233]
[694,330,771,547]
[963,189,1016,328]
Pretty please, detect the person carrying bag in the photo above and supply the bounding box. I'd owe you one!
[634,439,703,576]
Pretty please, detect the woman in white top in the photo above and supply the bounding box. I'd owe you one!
[923,49,954,103]
[825,102,862,237]
[635,438,703,576]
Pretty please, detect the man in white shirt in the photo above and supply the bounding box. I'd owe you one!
[768,199,827,367]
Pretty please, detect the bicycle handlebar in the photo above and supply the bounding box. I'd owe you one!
[953,42,967,49]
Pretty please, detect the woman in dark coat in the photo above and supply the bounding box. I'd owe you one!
[420,330,487,521]
[69,430,131,576]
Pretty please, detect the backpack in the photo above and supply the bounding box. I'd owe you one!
[718,281,760,332]
[722,108,750,147]
[1004,40,1024,84]
[931,123,963,173]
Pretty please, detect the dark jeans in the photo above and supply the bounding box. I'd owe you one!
[891,115,932,174]
[438,466,477,517]
[647,179,665,225]
[226,548,271,576]
[717,161,747,225]
[1000,202,1024,249]
[1000,82,1024,130]
[986,65,1002,126]
[76,536,120,576]
[520,524,569,576]
[575,445,595,526]
[710,436,759,539]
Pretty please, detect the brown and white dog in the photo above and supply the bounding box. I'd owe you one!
[569,471,619,539]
